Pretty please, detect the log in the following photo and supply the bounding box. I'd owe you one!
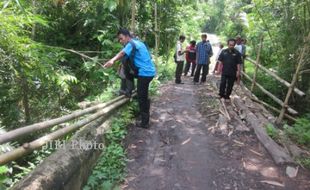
[11,117,112,190]
[0,98,128,165]
[246,57,305,97]
[216,114,228,135]
[233,97,294,164]
[242,72,298,115]
[226,104,249,132]
[0,95,126,145]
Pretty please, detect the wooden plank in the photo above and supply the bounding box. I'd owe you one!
[246,57,305,97]
[242,72,298,115]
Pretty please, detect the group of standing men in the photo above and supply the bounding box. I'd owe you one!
[102,28,246,129]
[174,34,247,101]
[175,34,213,85]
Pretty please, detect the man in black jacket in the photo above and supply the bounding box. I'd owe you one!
[218,39,241,101]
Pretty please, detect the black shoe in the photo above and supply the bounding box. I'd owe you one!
[136,121,149,129]
[137,112,150,128]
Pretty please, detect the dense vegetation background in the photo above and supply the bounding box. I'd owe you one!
[0,0,309,189]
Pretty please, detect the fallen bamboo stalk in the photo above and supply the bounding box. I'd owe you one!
[0,98,129,165]
[246,57,305,97]
[242,72,298,115]
[220,99,231,121]
[0,95,128,145]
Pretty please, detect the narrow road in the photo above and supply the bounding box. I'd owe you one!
[122,35,310,190]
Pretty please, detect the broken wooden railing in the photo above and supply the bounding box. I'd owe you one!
[0,94,133,165]
[243,36,307,123]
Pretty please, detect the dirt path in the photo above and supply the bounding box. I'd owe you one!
[122,76,310,190]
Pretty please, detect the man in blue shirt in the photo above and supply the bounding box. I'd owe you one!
[103,29,156,128]
[194,34,213,84]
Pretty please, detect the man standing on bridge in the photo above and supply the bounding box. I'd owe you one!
[193,33,213,84]
[103,29,156,128]
[218,38,241,101]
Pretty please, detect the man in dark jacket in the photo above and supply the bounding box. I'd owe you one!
[218,38,241,101]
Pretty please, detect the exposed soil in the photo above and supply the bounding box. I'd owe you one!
[122,76,310,190]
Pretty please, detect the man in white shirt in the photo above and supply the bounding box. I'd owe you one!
[235,35,246,72]
[174,35,186,84]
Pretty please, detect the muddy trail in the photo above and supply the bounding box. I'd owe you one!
[121,74,310,190]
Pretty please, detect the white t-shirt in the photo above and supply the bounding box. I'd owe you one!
[216,49,223,62]
[235,44,243,54]
[176,41,185,61]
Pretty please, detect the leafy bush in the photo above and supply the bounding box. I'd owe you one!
[297,157,310,170]
[285,118,310,147]
[83,105,133,190]
[266,123,279,140]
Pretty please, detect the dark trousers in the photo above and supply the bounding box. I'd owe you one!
[219,75,236,99]
[184,61,196,76]
[194,64,209,83]
[175,61,184,83]
[137,76,153,124]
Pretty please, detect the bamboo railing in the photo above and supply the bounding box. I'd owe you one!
[0,94,133,165]
[243,36,307,123]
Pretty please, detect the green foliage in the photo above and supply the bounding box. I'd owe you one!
[285,118,310,147]
[84,105,134,190]
[296,157,310,170]
[0,165,10,190]
[266,123,279,140]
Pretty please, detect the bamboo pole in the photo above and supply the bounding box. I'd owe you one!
[0,98,128,165]
[0,95,126,145]
[246,57,305,97]
[242,72,298,115]
[130,0,136,33]
[250,97,297,122]
[251,36,264,92]
[276,34,309,124]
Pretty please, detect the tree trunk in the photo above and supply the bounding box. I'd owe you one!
[250,36,263,91]
[21,75,31,125]
[154,2,159,65]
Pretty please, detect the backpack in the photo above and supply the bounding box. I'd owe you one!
[123,40,138,78]
[173,52,177,62]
